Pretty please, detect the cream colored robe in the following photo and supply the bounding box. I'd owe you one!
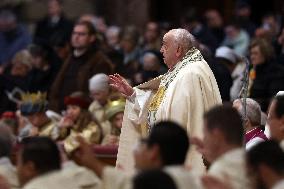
[89,100,112,137]
[116,48,222,174]
[208,148,252,189]
[23,171,76,189]
[61,161,101,189]
[23,165,101,189]
[0,157,19,189]
[102,165,202,189]
[273,180,284,189]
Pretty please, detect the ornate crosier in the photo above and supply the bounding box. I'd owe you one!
[239,57,250,120]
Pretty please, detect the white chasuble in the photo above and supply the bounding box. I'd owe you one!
[116,48,222,174]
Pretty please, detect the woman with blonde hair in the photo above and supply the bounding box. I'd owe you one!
[249,38,284,111]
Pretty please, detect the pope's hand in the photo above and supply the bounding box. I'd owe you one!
[109,74,134,97]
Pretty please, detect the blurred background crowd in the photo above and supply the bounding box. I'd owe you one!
[1,0,284,188]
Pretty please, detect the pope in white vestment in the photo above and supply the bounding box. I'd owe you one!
[114,45,222,174]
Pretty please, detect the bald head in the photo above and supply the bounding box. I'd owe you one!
[161,29,195,68]
[167,29,195,54]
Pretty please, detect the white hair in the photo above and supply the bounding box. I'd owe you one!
[89,73,110,92]
[235,98,261,126]
[142,52,159,62]
[167,28,196,53]
[106,26,121,37]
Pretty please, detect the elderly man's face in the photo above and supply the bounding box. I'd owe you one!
[160,33,178,69]
[90,90,109,105]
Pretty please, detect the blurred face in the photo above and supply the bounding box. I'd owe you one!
[225,25,238,39]
[71,25,95,50]
[11,62,30,77]
[250,46,265,66]
[247,164,265,189]
[202,120,220,163]
[111,112,124,129]
[27,113,45,128]
[31,56,44,69]
[120,38,135,53]
[17,150,36,186]
[160,32,178,69]
[143,55,159,71]
[90,90,109,105]
[0,17,16,32]
[106,30,120,48]
[145,22,159,42]
[236,7,251,18]
[133,140,154,170]
[48,0,62,17]
[66,105,81,121]
[268,100,284,141]
[205,10,223,28]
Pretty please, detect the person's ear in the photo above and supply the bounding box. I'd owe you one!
[176,45,182,57]
[244,118,251,129]
[89,34,96,43]
[279,116,284,132]
[149,144,160,161]
[212,128,225,144]
[22,161,38,179]
[258,163,273,183]
[25,161,36,173]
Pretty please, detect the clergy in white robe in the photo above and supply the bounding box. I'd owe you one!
[111,29,222,174]
[207,148,251,189]
[102,165,202,189]
[0,157,19,189]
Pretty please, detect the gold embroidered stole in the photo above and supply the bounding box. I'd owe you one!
[147,47,203,132]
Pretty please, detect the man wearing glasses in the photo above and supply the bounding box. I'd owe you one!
[49,21,113,112]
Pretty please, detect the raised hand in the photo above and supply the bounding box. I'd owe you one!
[109,74,134,97]
[73,136,105,178]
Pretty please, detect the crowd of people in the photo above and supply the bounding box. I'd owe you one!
[1,0,284,188]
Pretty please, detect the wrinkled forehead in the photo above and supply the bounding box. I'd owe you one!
[163,32,174,43]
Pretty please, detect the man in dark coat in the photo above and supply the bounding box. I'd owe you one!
[34,0,73,46]
[49,21,114,112]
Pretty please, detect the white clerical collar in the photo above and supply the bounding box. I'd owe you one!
[0,157,12,165]
[73,49,87,57]
[272,179,284,189]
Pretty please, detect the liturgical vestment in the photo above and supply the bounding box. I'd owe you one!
[116,47,222,174]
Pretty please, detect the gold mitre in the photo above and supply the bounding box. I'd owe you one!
[20,92,48,115]
[21,92,47,103]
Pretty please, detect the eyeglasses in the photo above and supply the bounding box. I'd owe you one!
[72,32,89,36]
